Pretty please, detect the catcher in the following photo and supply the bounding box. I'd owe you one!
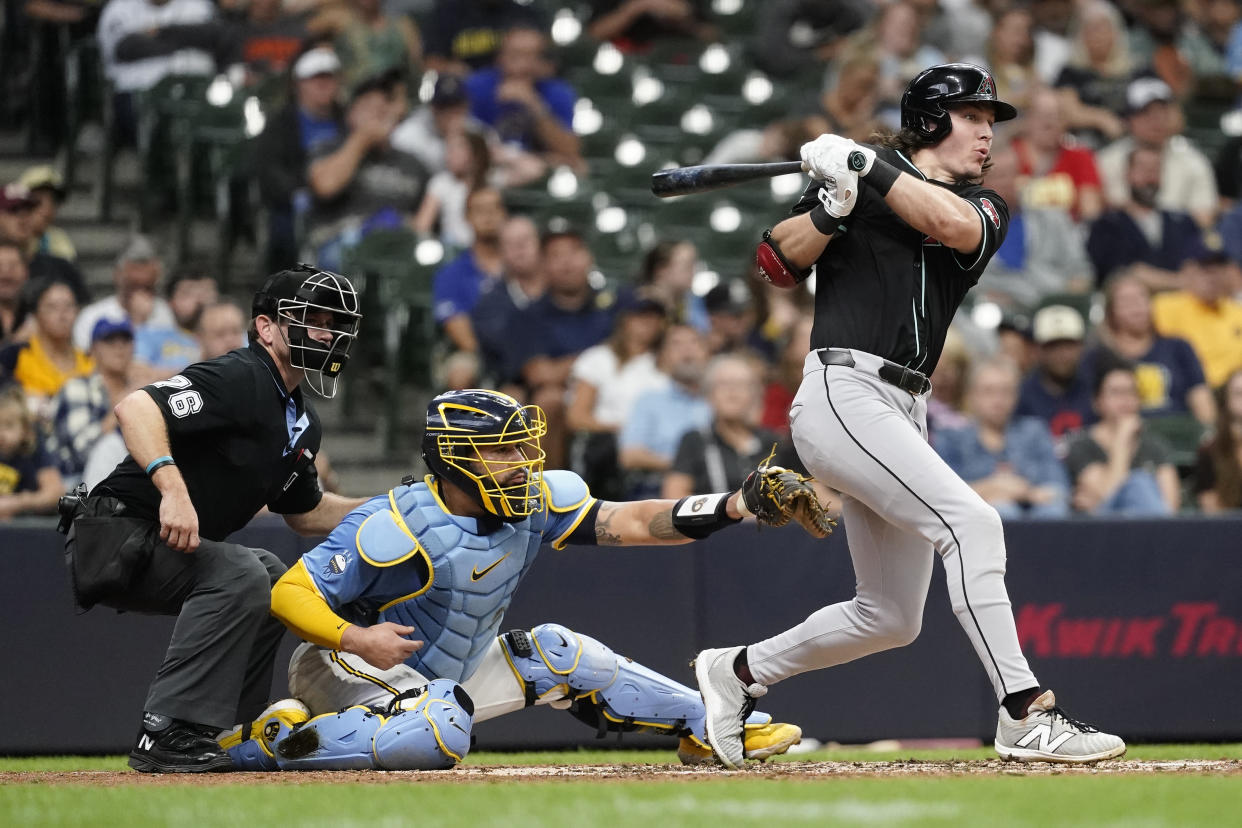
[221,389,833,770]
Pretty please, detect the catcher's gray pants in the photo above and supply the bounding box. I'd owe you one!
[67,502,288,729]
[746,349,1038,701]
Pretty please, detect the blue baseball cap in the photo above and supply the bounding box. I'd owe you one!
[91,316,135,343]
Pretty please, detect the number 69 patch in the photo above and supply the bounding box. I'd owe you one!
[168,390,203,418]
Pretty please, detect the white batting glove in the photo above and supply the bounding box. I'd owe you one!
[799,133,855,181]
[817,169,858,218]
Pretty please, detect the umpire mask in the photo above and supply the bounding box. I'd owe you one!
[252,265,362,398]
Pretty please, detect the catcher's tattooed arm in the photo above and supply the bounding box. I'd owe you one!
[592,495,745,546]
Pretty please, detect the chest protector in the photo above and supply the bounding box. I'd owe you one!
[370,483,546,683]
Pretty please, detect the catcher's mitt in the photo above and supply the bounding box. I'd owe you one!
[739,452,837,538]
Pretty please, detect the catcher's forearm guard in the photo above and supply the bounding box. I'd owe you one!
[671,492,741,539]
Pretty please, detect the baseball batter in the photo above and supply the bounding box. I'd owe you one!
[695,64,1125,767]
[221,389,828,770]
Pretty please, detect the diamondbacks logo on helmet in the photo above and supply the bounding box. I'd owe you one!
[979,198,1001,229]
[977,75,996,98]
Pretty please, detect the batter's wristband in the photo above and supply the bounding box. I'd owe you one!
[808,204,836,235]
[145,456,175,476]
[863,158,900,196]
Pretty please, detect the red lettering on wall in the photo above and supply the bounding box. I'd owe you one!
[1198,618,1236,656]
[1171,603,1218,656]
[1118,619,1162,657]
[1016,604,1062,656]
[1057,619,1104,657]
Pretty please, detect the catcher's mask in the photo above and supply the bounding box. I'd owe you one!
[421,389,548,522]
[901,63,1018,143]
[252,264,362,399]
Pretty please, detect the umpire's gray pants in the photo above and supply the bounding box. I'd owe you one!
[746,350,1039,701]
[68,505,287,729]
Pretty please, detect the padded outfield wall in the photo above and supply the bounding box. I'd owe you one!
[1,515,1238,753]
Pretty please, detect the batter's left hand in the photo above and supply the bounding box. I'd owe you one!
[800,134,854,181]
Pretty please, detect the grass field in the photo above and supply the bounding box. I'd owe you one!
[3,744,1240,827]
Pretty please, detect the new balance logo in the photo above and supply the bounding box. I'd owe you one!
[1016,724,1073,753]
[138,735,155,751]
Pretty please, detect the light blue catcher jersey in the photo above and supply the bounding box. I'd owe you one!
[301,470,596,682]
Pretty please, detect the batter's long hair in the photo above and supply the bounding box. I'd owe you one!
[868,127,992,185]
[1207,369,1242,509]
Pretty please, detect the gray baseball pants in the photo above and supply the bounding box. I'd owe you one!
[746,349,1038,701]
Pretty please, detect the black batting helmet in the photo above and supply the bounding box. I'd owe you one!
[900,63,1018,143]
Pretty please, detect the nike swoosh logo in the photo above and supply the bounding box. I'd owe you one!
[471,552,510,581]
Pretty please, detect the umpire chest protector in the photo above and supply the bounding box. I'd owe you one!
[362,479,545,683]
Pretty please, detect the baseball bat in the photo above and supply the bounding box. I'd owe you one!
[650,160,806,198]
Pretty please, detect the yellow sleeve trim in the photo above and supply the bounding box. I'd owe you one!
[550,496,597,550]
[271,559,352,650]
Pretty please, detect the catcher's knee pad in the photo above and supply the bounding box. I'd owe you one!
[274,680,475,771]
[274,705,383,771]
[372,679,475,770]
[502,623,619,704]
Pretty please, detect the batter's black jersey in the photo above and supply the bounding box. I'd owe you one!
[793,145,1009,375]
[94,341,324,540]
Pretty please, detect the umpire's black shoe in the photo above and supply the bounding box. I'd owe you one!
[128,712,234,773]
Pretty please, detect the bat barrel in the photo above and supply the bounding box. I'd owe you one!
[650,161,804,198]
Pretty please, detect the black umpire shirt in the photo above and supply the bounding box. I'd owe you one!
[93,340,323,541]
[793,144,1009,376]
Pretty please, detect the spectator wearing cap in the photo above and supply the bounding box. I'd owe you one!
[0,183,88,304]
[305,68,428,272]
[74,235,175,352]
[1151,246,1242,387]
[0,276,91,414]
[997,313,1037,375]
[45,317,141,486]
[391,74,474,176]
[1085,268,1215,424]
[566,293,668,499]
[1096,76,1220,229]
[703,280,773,359]
[255,45,345,271]
[936,357,1070,519]
[134,265,218,375]
[17,166,75,262]
[431,188,507,352]
[0,241,29,346]
[465,25,582,168]
[423,0,546,76]
[1087,145,1205,289]
[1014,304,1097,439]
[95,0,219,144]
[1064,359,1179,516]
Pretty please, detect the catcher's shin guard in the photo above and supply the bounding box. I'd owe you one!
[219,698,310,771]
[501,623,767,743]
[274,680,474,770]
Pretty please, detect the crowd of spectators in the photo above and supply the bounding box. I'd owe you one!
[3,0,1242,521]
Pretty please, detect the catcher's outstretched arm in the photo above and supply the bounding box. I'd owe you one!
[561,492,747,547]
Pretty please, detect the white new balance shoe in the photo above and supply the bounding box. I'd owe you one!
[994,690,1126,763]
[693,646,767,770]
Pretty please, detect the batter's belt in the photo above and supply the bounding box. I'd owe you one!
[817,348,932,396]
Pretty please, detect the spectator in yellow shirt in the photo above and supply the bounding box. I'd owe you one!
[1151,248,1242,387]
